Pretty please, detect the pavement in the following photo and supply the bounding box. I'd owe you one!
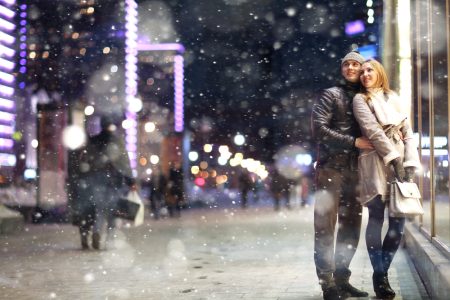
[0,201,430,300]
[0,204,24,234]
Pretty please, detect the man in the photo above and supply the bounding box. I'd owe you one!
[311,51,372,300]
[238,169,253,209]
[78,115,136,250]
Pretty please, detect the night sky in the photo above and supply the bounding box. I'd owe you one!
[26,0,378,162]
[143,0,377,161]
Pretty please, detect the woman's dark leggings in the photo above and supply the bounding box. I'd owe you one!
[366,196,405,274]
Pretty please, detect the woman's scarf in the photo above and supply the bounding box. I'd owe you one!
[367,89,407,127]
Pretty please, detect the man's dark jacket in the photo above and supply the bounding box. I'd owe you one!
[82,130,135,187]
[311,83,361,171]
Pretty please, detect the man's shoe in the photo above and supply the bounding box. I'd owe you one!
[323,286,341,300]
[337,282,369,298]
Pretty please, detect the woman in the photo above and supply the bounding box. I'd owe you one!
[352,59,421,299]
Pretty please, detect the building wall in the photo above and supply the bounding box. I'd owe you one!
[21,0,127,209]
[385,0,450,297]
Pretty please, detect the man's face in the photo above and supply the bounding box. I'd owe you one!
[341,60,362,83]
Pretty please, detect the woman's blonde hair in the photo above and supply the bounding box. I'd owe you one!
[361,59,392,101]
[362,59,391,91]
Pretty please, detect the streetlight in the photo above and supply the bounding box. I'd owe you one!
[233,133,245,146]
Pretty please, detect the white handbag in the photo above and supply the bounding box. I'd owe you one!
[389,180,424,217]
[114,190,145,227]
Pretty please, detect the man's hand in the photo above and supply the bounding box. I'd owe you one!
[355,137,374,150]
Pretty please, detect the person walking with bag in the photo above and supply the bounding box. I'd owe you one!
[79,115,136,250]
[311,50,372,300]
[68,147,96,250]
[148,167,166,220]
[352,59,421,299]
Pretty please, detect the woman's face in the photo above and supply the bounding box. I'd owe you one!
[360,62,378,88]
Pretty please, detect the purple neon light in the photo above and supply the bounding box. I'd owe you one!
[137,43,185,53]
[125,0,138,170]
[0,97,14,109]
[126,135,137,144]
[0,5,14,19]
[128,150,137,159]
[0,138,13,148]
[0,31,14,44]
[0,111,14,122]
[345,20,365,36]
[137,42,185,132]
[174,55,184,132]
[0,0,16,163]
[0,44,14,57]
[0,18,14,31]
[0,0,16,6]
[0,57,14,70]
[0,84,13,96]
[0,124,13,134]
[0,71,14,83]
[17,3,26,98]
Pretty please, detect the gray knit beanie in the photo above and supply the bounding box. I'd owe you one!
[341,50,365,66]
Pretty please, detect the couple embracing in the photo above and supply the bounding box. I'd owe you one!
[311,51,421,300]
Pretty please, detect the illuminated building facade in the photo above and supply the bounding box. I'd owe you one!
[134,43,185,180]
[0,0,17,180]
[14,0,130,208]
[385,0,450,297]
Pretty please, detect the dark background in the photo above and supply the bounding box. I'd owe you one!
[24,0,381,162]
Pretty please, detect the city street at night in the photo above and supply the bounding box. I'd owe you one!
[0,1,448,299]
[0,205,428,299]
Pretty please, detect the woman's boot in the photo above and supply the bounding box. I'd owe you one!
[372,272,395,299]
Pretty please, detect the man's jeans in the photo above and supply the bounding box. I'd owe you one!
[313,167,363,289]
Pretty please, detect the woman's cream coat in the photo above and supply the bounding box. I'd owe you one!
[353,91,421,205]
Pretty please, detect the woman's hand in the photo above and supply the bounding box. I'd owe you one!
[391,157,405,182]
[355,137,374,150]
[404,167,415,182]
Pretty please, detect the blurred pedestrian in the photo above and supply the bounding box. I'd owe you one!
[166,163,183,218]
[238,169,252,209]
[149,167,166,220]
[68,148,95,250]
[269,169,291,211]
[299,176,310,207]
[77,115,136,250]
[353,59,421,299]
[311,50,372,300]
